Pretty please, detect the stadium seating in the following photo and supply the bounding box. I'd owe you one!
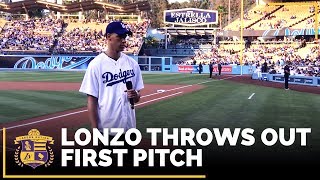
[0,18,63,52]
[224,5,280,31]
[224,3,320,31]
[56,19,149,54]
[250,5,312,30]
[0,17,149,55]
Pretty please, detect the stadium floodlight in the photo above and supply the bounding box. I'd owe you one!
[151,29,158,34]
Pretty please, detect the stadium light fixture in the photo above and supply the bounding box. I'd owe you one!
[151,29,158,34]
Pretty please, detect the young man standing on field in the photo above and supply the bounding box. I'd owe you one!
[79,21,144,138]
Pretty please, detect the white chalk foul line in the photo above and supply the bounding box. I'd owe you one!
[141,84,192,98]
[220,76,234,80]
[197,75,241,84]
[248,93,255,100]
[144,75,242,97]
[197,80,214,84]
[137,92,183,106]
[1,92,183,131]
[220,75,242,80]
[1,110,88,131]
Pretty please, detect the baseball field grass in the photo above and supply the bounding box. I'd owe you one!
[0,71,319,151]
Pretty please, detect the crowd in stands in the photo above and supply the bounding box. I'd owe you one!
[177,44,240,66]
[179,38,320,77]
[67,18,109,24]
[253,55,320,77]
[226,4,318,31]
[56,27,106,53]
[0,17,149,55]
[224,5,279,31]
[0,18,64,52]
[56,19,149,54]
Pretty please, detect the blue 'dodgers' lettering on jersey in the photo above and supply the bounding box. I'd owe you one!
[102,69,135,86]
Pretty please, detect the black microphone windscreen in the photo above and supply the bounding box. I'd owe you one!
[126,81,134,109]
[126,81,133,90]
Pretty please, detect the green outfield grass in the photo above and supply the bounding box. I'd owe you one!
[0,90,87,123]
[0,71,85,82]
[0,72,319,150]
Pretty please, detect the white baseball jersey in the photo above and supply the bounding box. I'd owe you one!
[79,52,144,134]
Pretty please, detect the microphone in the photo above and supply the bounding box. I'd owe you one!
[126,81,134,109]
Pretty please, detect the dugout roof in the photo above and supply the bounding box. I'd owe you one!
[158,27,218,36]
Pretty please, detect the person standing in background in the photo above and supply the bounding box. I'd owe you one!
[255,64,262,80]
[199,62,203,74]
[284,63,290,90]
[209,61,213,78]
[263,60,268,73]
[218,61,222,76]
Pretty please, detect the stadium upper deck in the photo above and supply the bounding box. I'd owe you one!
[0,0,151,13]
[224,1,320,32]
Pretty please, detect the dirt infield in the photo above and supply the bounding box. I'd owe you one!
[215,75,320,95]
[0,82,204,151]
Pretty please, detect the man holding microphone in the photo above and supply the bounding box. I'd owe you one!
[79,21,144,156]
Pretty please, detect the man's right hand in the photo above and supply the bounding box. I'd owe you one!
[87,95,99,129]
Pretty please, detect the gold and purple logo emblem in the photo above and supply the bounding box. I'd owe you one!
[14,129,54,169]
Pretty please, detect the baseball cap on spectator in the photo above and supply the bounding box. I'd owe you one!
[105,21,132,37]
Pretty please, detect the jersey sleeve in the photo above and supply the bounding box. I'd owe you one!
[134,63,144,91]
[79,61,99,98]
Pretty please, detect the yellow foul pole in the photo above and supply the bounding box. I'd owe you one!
[240,0,244,65]
[315,2,318,41]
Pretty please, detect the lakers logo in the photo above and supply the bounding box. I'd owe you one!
[14,129,54,169]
